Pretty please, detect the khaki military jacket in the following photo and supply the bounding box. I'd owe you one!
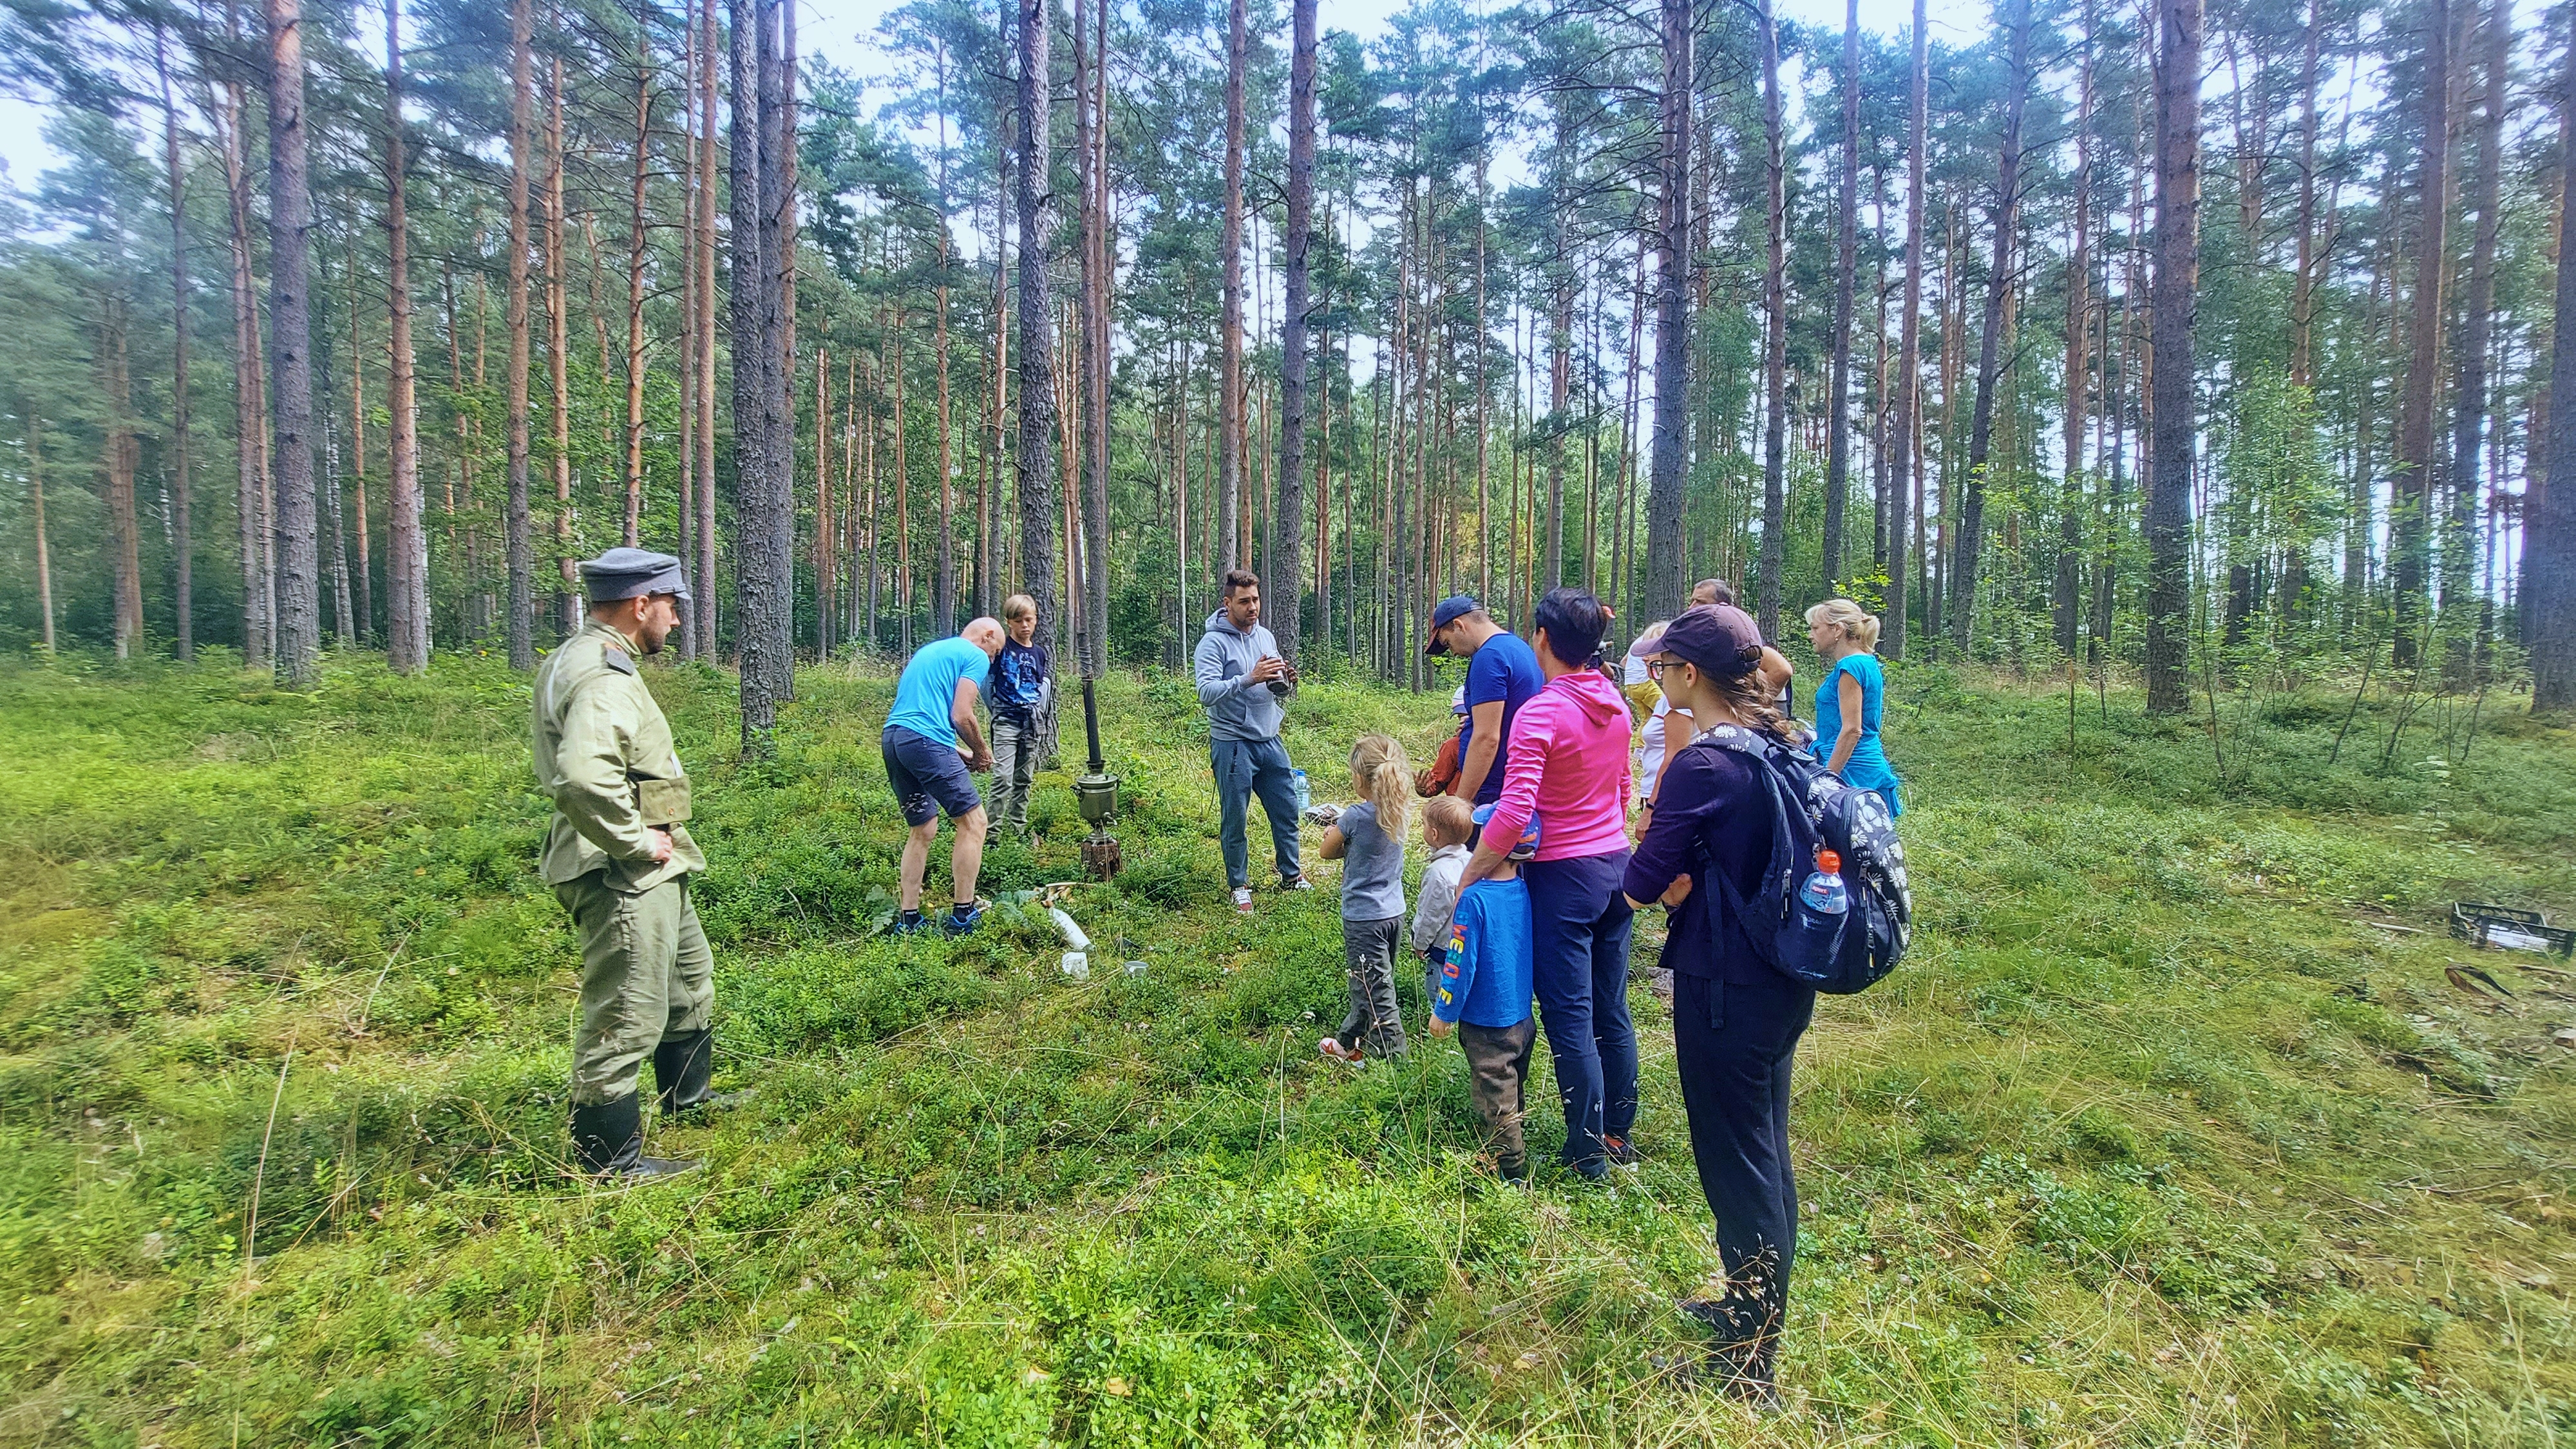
[532,620,707,892]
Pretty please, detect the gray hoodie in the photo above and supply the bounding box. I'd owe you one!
[1193,608,1293,743]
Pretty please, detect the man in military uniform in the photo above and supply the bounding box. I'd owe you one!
[533,547,735,1180]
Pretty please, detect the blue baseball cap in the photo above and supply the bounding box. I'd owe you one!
[1425,595,1482,655]
[1472,803,1540,861]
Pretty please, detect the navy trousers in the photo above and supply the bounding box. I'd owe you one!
[1522,849,1638,1172]
[1671,971,1815,1343]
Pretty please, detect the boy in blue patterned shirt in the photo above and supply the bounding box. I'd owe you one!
[986,595,1050,833]
[1429,804,1539,1182]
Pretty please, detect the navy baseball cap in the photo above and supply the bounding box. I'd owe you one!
[1654,604,1764,677]
[1424,596,1481,654]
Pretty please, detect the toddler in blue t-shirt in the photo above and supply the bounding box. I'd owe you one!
[1430,804,1540,1181]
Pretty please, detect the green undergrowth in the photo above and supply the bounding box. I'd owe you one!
[1,648,2571,1446]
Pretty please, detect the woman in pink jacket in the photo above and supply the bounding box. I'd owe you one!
[1457,587,1638,1182]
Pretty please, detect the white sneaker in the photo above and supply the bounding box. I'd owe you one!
[1233,887,1255,914]
[1283,875,1314,892]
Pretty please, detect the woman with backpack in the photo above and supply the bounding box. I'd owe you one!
[1622,603,1815,1406]
[1455,587,1639,1184]
[1804,598,1902,815]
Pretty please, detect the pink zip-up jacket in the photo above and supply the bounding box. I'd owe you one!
[1481,668,1635,862]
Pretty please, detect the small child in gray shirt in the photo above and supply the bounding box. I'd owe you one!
[1318,734,1410,1063]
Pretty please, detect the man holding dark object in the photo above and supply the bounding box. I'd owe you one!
[1194,570,1307,913]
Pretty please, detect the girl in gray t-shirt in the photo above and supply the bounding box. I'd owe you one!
[1318,734,1411,1062]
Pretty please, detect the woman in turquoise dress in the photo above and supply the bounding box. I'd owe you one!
[1802,599,1902,816]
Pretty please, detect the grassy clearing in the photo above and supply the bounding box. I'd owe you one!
[1,648,2572,1446]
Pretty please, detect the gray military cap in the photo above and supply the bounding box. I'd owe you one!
[578,546,692,603]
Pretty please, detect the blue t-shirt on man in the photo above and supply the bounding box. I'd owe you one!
[1458,630,1544,805]
[1434,875,1536,1028]
[886,635,992,748]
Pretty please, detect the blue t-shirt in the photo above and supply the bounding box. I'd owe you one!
[886,635,992,747]
[1458,631,1544,805]
[1434,875,1535,1028]
[1812,652,1899,802]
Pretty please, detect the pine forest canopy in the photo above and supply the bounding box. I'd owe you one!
[1,0,2573,719]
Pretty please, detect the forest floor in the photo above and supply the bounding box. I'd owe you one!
[1,647,2573,1447]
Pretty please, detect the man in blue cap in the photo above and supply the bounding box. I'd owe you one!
[1423,596,1544,807]
[533,547,737,1181]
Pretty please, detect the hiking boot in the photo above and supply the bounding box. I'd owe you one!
[943,900,989,936]
[1233,887,1256,914]
[571,1095,699,1182]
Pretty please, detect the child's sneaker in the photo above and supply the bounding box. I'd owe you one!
[943,900,988,936]
[1233,887,1256,914]
[1318,1037,1363,1066]
[1283,875,1314,892]
[890,909,933,936]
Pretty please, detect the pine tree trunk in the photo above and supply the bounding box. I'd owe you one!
[734,0,797,748]
[2444,0,2506,687]
[623,51,651,550]
[504,0,536,668]
[1012,0,1061,662]
[1822,0,1859,598]
[157,28,193,662]
[2392,0,2449,668]
[345,248,372,643]
[933,44,958,636]
[2056,1,2093,659]
[2532,15,2576,708]
[2144,0,2201,714]
[1215,0,1247,579]
[220,58,270,668]
[545,57,576,639]
[695,0,719,653]
[1885,0,1926,659]
[1756,0,1790,639]
[1644,0,1691,623]
[1951,0,2031,654]
[101,298,144,659]
[384,0,428,671]
[1271,0,1316,665]
[266,0,323,685]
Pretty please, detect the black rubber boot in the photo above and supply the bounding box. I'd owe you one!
[652,1029,752,1117]
[570,1094,697,1181]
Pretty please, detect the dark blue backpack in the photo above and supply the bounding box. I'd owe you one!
[1681,723,1912,994]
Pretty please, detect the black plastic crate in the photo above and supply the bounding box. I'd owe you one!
[2450,903,2576,958]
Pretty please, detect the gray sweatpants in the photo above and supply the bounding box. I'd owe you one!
[988,715,1039,833]
[1336,915,1408,1059]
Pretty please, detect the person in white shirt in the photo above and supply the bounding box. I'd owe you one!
[1408,794,1475,1005]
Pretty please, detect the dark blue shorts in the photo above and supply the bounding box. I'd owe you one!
[882,725,983,827]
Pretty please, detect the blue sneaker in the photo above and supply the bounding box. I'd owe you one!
[943,901,987,936]
[890,910,933,936]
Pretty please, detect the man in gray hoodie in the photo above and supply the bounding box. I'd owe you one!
[1194,569,1307,911]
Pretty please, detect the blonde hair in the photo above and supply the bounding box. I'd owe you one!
[1420,793,1472,846]
[1002,593,1037,622]
[1349,734,1412,840]
[1804,598,1882,651]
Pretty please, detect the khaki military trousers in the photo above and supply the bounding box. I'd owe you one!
[555,871,715,1106]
